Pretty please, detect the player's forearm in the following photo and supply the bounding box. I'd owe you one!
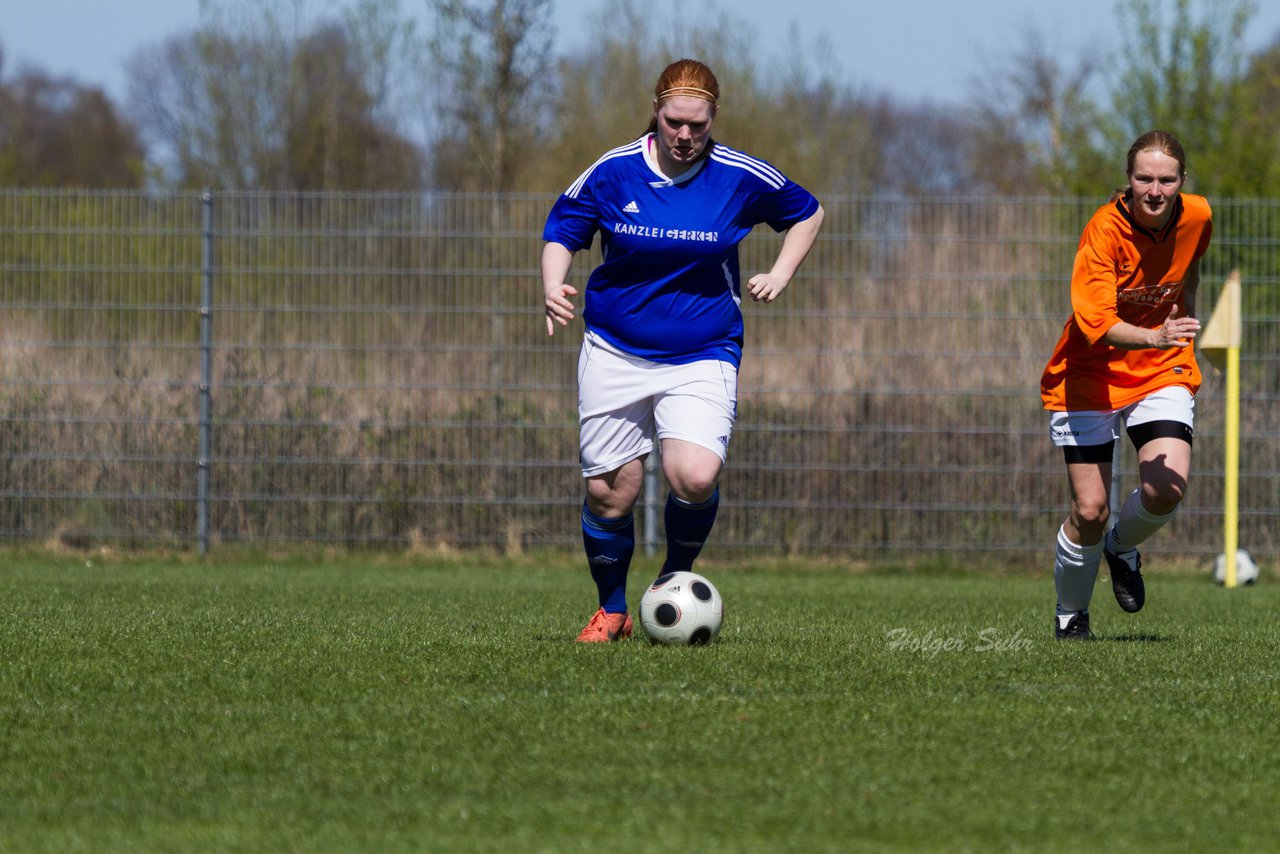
[1101,321,1161,349]
[1102,313,1200,350]
[768,205,824,285]
[541,241,575,291]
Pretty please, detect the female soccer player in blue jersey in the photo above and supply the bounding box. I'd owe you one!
[541,58,825,642]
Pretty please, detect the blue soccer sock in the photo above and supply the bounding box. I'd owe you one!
[581,503,635,614]
[661,489,719,575]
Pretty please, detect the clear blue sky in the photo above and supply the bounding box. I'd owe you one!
[3,0,1280,106]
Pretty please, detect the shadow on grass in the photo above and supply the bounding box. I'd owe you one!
[1102,632,1173,643]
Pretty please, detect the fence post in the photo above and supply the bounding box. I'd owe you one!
[197,189,214,555]
[643,448,659,557]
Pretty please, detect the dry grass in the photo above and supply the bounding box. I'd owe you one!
[2,193,1275,562]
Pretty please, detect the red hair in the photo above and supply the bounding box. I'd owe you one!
[645,59,719,135]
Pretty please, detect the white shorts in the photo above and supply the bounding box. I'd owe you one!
[577,332,738,477]
[1049,386,1195,447]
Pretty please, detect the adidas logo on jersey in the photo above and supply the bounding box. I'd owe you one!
[622,201,639,214]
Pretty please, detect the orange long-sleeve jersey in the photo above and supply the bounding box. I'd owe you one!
[1040,192,1212,412]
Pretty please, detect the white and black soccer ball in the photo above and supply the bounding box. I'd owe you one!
[1214,549,1259,586]
[639,571,724,646]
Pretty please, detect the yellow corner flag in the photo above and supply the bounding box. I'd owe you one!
[1198,270,1243,587]
[1199,269,1242,371]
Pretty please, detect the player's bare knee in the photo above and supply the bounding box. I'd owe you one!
[586,472,642,517]
[1143,482,1185,515]
[673,481,718,504]
[665,467,718,503]
[1072,503,1109,541]
[585,491,637,518]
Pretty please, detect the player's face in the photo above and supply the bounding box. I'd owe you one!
[1128,149,1185,229]
[653,96,715,173]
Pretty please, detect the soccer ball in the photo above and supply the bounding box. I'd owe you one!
[1213,549,1259,585]
[639,571,724,646]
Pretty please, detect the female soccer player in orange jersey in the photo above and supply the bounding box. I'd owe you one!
[1040,130,1212,640]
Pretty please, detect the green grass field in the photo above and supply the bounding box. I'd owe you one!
[1,550,1277,852]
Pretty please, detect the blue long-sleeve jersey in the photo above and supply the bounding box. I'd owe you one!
[542,135,819,368]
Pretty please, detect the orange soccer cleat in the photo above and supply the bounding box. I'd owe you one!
[575,608,633,643]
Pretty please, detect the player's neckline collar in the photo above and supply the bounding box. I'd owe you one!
[644,133,708,185]
[1115,190,1183,242]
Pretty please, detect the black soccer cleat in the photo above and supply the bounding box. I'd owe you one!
[1105,544,1145,613]
[1055,611,1094,641]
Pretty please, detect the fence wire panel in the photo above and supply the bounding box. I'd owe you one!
[2,190,1277,564]
[1,191,203,547]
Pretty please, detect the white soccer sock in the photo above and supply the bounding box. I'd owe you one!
[1107,488,1176,553]
[1055,524,1103,617]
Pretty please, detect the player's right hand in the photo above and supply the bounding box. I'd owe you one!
[544,283,579,337]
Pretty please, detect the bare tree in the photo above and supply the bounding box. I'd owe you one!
[426,0,555,192]
[538,0,891,195]
[284,24,426,190]
[341,0,432,149]
[966,28,1109,196]
[126,8,293,187]
[125,0,424,189]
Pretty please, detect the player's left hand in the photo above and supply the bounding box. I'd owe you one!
[747,273,787,303]
[1153,302,1200,349]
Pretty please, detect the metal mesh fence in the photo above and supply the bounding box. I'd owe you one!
[2,189,1277,565]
